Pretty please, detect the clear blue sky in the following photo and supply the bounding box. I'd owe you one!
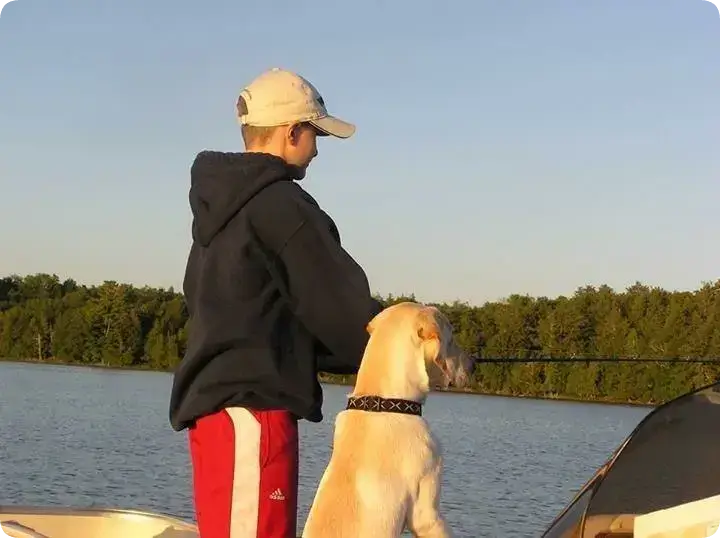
[1,0,718,306]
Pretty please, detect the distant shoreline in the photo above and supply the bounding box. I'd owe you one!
[0,357,656,409]
[0,357,168,374]
[3,273,716,414]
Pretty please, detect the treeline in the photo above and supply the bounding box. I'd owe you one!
[1,273,719,405]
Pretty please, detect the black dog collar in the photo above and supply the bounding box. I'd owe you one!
[346,395,422,416]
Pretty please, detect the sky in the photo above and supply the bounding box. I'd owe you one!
[0,0,718,306]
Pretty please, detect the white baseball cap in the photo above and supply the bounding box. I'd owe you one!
[236,68,356,139]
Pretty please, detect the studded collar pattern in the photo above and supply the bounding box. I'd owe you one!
[346,395,422,416]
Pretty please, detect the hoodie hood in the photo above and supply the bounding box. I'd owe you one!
[188,151,300,246]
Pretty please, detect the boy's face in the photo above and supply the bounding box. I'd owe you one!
[282,122,319,179]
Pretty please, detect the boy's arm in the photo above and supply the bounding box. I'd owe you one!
[249,183,381,374]
[315,296,384,374]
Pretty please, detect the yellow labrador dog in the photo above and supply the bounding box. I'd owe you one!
[302,302,475,538]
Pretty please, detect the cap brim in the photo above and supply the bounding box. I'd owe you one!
[309,115,356,139]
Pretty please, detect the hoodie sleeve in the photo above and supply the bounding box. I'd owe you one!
[249,182,383,375]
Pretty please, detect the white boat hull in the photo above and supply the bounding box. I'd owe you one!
[0,505,198,538]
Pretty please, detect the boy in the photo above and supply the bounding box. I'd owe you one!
[169,67,383,538]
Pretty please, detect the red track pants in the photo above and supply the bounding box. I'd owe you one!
[188,408,299,538]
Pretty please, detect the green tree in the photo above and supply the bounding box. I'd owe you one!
[1,273,718,406]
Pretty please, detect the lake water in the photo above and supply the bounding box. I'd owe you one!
[0,361,651,537]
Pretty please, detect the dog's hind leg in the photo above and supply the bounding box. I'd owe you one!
[406,461,452,538]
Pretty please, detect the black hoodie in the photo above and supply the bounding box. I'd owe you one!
[169,151,383,431]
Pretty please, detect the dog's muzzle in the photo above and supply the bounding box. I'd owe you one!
[453,353,477,388]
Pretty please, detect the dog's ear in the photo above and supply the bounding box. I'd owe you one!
[415,308,440,342]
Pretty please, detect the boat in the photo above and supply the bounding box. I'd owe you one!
[3,381,719,537]
[0,506,198,537]
[540,379,720,537]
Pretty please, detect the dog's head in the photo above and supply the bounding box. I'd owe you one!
[366,302,475,392]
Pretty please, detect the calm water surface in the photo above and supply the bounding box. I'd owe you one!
[0,362,650,537]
